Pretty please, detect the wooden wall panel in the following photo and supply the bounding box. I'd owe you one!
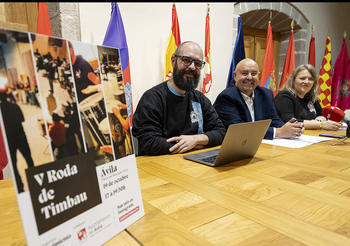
[0,3,37,33]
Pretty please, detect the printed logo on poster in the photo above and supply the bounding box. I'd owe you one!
[77,228,87,243]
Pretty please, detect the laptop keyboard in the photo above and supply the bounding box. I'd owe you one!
[198,155,217,164]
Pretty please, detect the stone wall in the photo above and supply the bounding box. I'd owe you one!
[47,3,81,41]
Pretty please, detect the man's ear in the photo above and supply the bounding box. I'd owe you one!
[171,55,176,67]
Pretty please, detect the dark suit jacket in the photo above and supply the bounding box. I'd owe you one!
[213,81,284,140]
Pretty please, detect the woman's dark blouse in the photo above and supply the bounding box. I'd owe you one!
[273,90,323,123]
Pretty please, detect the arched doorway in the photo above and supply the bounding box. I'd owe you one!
[233,2,309,88]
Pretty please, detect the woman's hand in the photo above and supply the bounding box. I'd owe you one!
[321,120,343,131]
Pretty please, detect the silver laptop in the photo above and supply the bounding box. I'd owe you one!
[183,119,271,166]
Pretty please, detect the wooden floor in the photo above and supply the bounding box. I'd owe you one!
[1,129,350,245]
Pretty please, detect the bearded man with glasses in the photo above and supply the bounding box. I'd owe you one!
[213,58,304,140]
[132,41,225,156]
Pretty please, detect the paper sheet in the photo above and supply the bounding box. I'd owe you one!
[262,135,333,148]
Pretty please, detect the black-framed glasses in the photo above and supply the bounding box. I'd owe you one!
[174,55,206,69]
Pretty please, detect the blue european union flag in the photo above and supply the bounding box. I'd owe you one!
[226,16,245,87]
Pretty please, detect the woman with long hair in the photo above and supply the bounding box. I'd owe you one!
[274,64,342,130]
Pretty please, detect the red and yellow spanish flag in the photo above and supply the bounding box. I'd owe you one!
[318,35,332,108]
[279,27,295,92]
[163,3,181,81]
[260,23,276,96]
[202,5,212,97]
[37,2,52,36]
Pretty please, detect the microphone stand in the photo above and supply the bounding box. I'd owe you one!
[333,122,350,146]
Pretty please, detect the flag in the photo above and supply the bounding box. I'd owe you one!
[260,23,277,96]
[202,6,212,97]
[318,35,332,108]
[226,16,245,87]
[308,36,315,67]
[103,2,134,126]
[279,29,295,92]
[0,125,8,180]
[163,3,181,81]
[0,81,8,179]
[331,37,350,110]
[37,2,52,36]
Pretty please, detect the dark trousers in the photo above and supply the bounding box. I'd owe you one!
[49,79,54,93]
[51,142,64,160]
[8,135,34,193]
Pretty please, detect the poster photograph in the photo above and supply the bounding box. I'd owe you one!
[0,27,144,246]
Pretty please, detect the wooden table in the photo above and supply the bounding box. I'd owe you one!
[1,129,350,245]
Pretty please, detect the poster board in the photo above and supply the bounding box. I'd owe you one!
[0,27,144,245]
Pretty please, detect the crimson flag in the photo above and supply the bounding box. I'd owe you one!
[260,23,277,96]
[308,37,315,67]
[331,37,350,110]
[279,30,295,92]
[0,125,8,180]
[37,2,52,36]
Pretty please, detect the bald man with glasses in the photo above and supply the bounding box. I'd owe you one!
[132,41,225,156]
[214,58,304,140]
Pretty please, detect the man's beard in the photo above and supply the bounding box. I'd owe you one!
[173,64,200,92]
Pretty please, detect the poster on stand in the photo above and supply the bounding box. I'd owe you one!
[0,27,144,245]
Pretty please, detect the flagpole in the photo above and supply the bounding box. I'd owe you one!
[312,24,315,37]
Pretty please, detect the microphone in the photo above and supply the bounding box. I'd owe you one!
[322,106,350,142]
[322,106,350,125]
